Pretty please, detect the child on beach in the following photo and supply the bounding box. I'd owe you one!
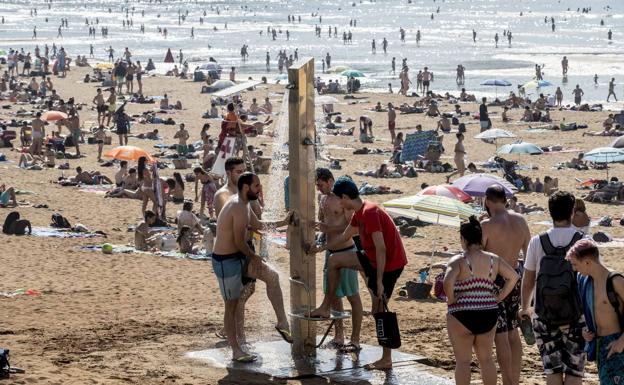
[566,240,624,385]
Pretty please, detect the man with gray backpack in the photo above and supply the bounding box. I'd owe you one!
[520,191,586,385]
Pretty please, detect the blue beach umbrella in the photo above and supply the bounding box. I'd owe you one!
[583,147,624,178]
[524,79,553,89]
[480,79,512,98]
[340,69,365,78]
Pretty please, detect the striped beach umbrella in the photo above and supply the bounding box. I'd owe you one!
[383,195,476,227]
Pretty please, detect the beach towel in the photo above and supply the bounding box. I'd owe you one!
[212,137,237,176]
[400,131,437,163]
[78,184,113,194]
[31,227,104,238]
[578,275,597,361]
[79,244,211,261]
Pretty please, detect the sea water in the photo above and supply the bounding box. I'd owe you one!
[0,0,623,105]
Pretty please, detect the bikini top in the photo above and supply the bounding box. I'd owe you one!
[448,253,498,313]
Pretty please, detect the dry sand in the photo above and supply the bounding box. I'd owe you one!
[1,65,622,384]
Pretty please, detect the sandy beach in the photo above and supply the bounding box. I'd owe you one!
[1,60,623,385]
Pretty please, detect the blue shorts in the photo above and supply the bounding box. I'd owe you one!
[324,246,359,298]
[212,252,250,300]
[597,333,624,385]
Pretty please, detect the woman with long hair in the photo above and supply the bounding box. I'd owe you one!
[444,216,519,385]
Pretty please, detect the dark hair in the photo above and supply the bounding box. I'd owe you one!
[332,176,359,200]
[485,185,506,203]
[120,160,128,167]
[316,167,334,182]
[166,178,176,189]
[460,216,482,246]
[173,172,184,190]
[128,168,136,174]
[548,191,575,222]
[225,156,244,171]
[227,102,234,112]
[193,166,206,175]
[144,210,156,220]
[137,156,147,181]
[237,172,256,191]
[182,201,193,211]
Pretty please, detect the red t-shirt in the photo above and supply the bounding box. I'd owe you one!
[350,201,407,272]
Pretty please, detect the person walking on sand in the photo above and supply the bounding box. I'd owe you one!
[555,86,563,107]
[446,133,467,183]
[314,168,363,352]
[607,78,617,102]
[212,172,293,363]
[444,216,519,385]
[481,185,532,385]
[308,177,407,370]
[387,103,396,144]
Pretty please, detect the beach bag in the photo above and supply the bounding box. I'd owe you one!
[374,300,401,349]
[2,212,19,234]
[51,213,71,229]
[607,272,624,330]
[433,272,447,300]
[535,232,583,326]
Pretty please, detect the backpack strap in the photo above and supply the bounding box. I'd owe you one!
[566,232,584,250]
[538,232,557,255]
[606,272,624,330]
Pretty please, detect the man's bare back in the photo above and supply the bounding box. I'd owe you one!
[214,184,237,217]
[482,210,531,267]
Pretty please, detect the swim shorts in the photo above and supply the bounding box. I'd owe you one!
[211,252,251,300]
[97,104,107,113]
[423,80,430,87]
[388,121,396,131]
[597,333,624,385]
[532,316,586,377]
[323,246,359,298]
[356,250,403,299]
[495,263,523,333]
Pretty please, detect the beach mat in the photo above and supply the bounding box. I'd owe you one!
[79,244,211,261]
[78,184,113,194]
[32,227,105,238]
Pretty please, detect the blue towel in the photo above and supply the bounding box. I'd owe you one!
[400,131,437,162]
[578,274,597,361]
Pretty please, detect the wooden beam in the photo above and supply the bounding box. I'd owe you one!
[287,58,316,356]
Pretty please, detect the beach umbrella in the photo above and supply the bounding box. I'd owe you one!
[104,145,156,163]
[41,111,68,121]
[609,136,624,149]
[418,185,472,203]
[523,79,553,89]
[327,65,350,73]
[497,142,543,155]
[452,174,517,197]
[315,95,340,105]
[210,79,235,90]
[340,69,365,78]
[474,129,516,140]
[382,194,476,227]
[583,147,624,178]
[480,79,511,98]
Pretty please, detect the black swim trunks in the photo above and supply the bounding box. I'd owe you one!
[494,262,524,333]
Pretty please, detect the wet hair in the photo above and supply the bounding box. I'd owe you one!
[460,216,482,246]
[548,191,575,222]
[225,156,244,171]
[182,201,193,211]
[316,168,334,182]
[485,185,507,203]
[173,172,184,191]
[332,176,359,200]
[237,172,256,191]
[566,239,599,260]
[144,210,156,221]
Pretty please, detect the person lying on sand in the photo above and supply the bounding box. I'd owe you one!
[582,127,623,137]
[72,166,113,185]
[18,153,44,170]
[507,196,543,214]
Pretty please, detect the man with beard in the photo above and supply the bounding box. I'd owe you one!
[212,172,293,362]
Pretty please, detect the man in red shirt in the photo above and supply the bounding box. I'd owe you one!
[309,176,407,370]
